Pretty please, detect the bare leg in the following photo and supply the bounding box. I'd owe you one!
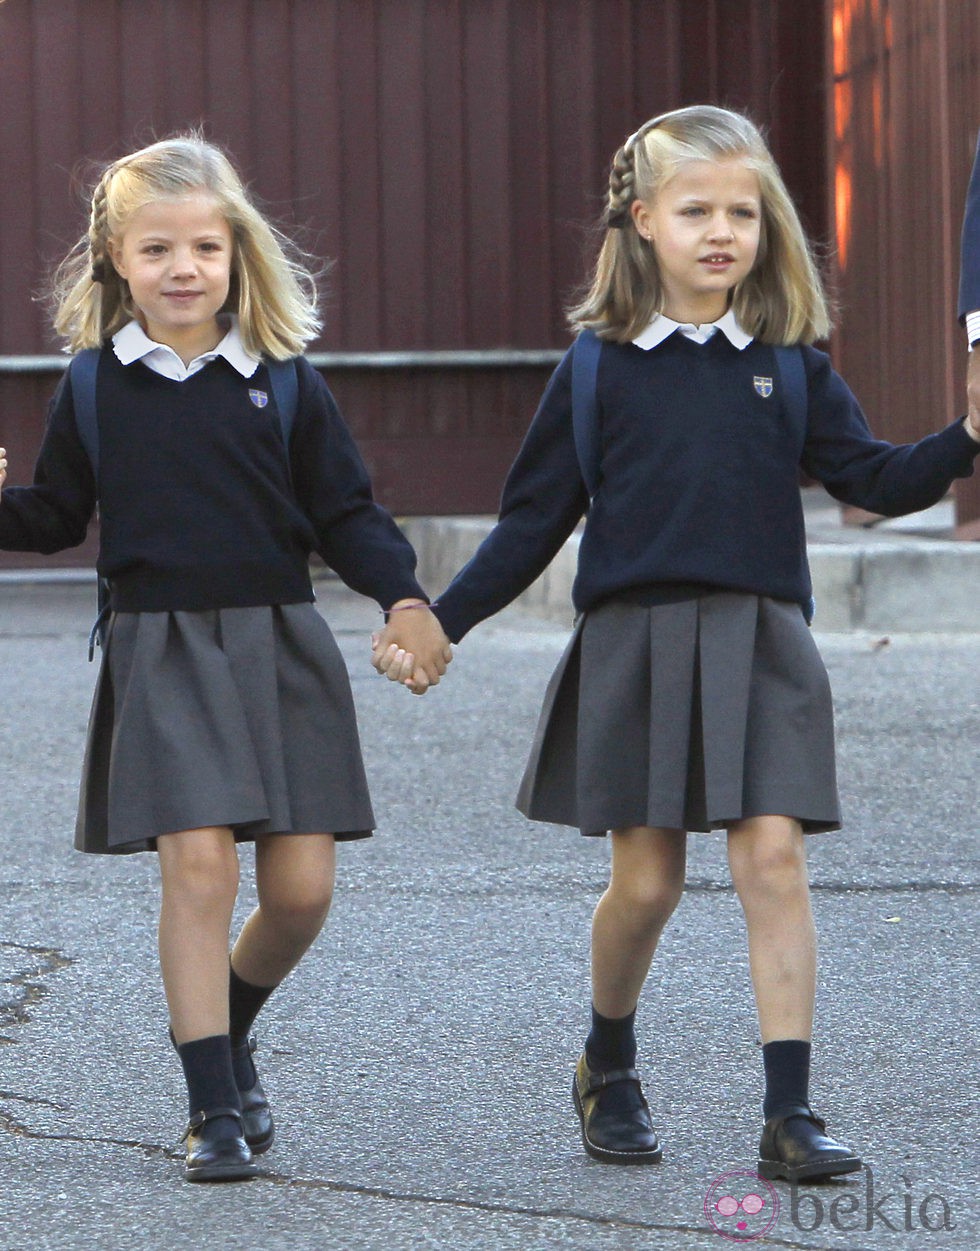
[727,815,816,1042]
[591,826,687,1018]
[230,834,336,989]
[157,826,240,1045]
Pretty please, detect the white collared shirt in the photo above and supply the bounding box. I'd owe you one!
[112,316,260,381]
[631,307,753,351]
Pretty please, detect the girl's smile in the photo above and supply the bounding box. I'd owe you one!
[107,192,233,363]
[631,157,762,324]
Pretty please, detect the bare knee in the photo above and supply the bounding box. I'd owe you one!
[729,820,809,906]
[159,830,239,910]
[607,865,684,932]
[606,827,686,930]
[258,876,334,940]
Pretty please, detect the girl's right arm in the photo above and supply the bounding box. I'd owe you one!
[426,350,589,644]
[0,375,97,553]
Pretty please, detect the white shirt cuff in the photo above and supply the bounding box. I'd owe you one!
[966,310,980,348]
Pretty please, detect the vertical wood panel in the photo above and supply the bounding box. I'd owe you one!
[377,4,427,345]
[421,0,467,346]
[829,0,980,529]
[0,0,38,350]
[335,0,383,347]
[462,0,513,345]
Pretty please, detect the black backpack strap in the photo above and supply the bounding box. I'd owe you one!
[774,344,816,625]
[570,329,603,499]
[265,358,299,485]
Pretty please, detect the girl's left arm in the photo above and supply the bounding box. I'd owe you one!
[288,360,429,608]
[800,348,980,516]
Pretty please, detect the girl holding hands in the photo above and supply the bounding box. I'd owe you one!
[375,105,980,1180]
[0,135,448,1182]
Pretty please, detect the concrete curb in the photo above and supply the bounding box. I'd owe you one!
[2,516,976,632]
[402,517,980,633]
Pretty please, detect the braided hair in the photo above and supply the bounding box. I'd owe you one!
[604,119,662,229]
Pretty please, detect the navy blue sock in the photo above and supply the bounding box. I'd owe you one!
[762,1039,811,1119]
[585,1007,642,1116]
[586,1006,637,1071]
[177,1034,241,1121]
[228,965,276,1044]
[228,966,276,1088]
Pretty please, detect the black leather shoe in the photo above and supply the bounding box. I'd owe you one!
[758,1103,862,1182]
[182,1107,259,1183]
[572,1052,662,1164]
[232,1035,275,1155]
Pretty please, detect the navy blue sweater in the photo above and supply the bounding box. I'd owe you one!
[0,350,426,612]
[433,332,980,642]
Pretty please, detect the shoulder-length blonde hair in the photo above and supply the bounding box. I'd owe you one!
[568,104,832,345]
[51,133,322,359]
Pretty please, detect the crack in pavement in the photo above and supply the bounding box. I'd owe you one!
[0,1102,845,1250]
[0,1090,70,1112]
[0,1104,177,1164]
[251,1169,854,1249]
[0,941,74,1042]
[685,878,980,895]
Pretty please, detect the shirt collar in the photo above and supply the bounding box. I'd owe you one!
[631,308,753,352]
[112,316,260,379]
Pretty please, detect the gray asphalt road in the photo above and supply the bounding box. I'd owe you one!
[1,580,977,1251]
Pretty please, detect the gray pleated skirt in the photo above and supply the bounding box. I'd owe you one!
[75,603,375,854]
[516,592,841,835]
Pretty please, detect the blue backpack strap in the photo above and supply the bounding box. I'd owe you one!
[570,329,603,499]
[774,344,807,436]
[265,358,299,482]
[67,348,103,478]
[775,344,816,624]
[66,349,110,658]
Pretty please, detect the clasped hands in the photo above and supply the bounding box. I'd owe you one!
[371,599,453,695]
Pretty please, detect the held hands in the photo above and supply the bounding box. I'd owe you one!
[966,354,980,443]
[371,600,453,695]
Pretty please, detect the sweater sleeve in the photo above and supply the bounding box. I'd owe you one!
[959,133,980,323]
[799,347,979,516]
[288,359,427,609]
[0,373,96,554]
[432,350,589,643]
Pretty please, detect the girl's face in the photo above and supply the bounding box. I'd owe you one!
[107,191,234,359]
[631,157,762,324]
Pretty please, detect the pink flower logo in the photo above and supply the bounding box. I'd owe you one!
[704,1170,780,1241]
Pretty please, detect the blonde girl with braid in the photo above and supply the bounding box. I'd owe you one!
[0,134,451,1183]
[375,104,980,1181]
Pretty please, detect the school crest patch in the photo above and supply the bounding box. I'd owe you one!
[753,376,774,398]
[249,389,269,408]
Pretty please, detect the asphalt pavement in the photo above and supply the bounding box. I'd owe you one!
[0,578,978,1251]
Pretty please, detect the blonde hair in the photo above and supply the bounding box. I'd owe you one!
[51,134,322,359]
[568,105,831,345]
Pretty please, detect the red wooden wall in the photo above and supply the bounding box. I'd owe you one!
[0,0,827,568]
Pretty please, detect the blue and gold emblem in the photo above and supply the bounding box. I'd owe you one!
[753,376,773,398]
